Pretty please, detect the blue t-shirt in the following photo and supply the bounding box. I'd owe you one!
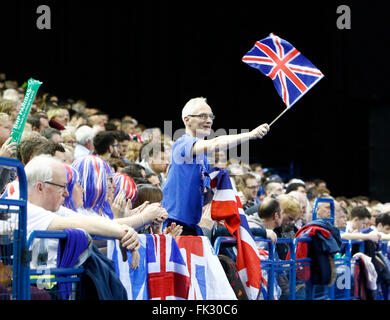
[162,134,210,229]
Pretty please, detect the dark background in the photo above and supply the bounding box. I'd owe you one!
[1,1,389,201]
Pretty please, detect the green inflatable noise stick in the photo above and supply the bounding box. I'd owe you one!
[9,78,42,145]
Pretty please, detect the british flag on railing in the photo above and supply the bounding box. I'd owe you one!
[242,33,324,108]
[209,168,262,300]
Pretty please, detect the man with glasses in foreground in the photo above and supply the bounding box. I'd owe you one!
[25,154,140,268]
[162,97,270,235]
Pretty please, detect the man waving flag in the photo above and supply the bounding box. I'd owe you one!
[242,33,324,108]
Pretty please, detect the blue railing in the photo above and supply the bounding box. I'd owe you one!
[0,157,29,300]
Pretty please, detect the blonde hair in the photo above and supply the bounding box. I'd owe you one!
[0,99,18,115]
[47,108,68,120]
[125,141,142,162]
[0,112,10,123]
[277,194,302,218]
[181,97,207,124]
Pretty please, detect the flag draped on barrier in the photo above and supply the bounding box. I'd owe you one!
[242,33,323,108]
[109,234,236,300]
[208,167,262,300]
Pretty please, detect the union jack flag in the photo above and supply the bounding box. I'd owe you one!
[209,168,262,300]
[146,234,191,300]
[242,33,324,108]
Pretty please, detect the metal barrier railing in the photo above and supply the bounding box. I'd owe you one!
[0,157,29,300]
[213,235,389,300]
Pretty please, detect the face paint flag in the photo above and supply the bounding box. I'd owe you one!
[242,33,324,108]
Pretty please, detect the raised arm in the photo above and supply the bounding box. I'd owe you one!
[192,123,269,156]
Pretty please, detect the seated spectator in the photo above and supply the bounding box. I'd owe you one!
[239,173,260,212]
[125,141,142,162]
[24,154,140,268]
[0,99,19,122]
[285,181,306,194]
[47,107,70,128]
[108,157,127,173]
[133,184,182,236]
[121,163,146,180]
[88,111,106,133]
[340,206,381,242]
[27,112,50,132]
[334,201,348,231]
[263,179,285,197]
[111,172,138,218]
[31,141,66,162]
[0,113,17,193]
[16,135,47,165]
[40,128,63,144]
[138,142,169,187]
[288,190,309,228]
[68,112,88,128]
[113,130,131,164]
[61,129,77,149]
[373,212,390,240]
[74,125,94,159]
[93,131,119,162]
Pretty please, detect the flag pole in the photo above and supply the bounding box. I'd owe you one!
[269,107,289,127]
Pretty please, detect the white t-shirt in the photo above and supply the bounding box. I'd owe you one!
[27,203,80,269]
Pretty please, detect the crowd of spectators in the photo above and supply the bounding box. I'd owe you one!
[1,72,390,300]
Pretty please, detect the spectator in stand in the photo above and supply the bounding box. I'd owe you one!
[247,196,281,243]
[61,129,77,149]
[138,142,169,188]
[239,173,261,212]
[285,180,306,195]
[0,113,17,193]
[47,108,70,128]
[27,112,50,132]
[372,213,390,240]
[0,99,19,122]
[74,125,94,159]
[40,128,63,144]
[31,141,66,162]
[162,96,269,235]
[263,179,285,197]
[121,163,146,180]
[334,200,348,231]
[68,112,88,128]
[23,155,144,271]
[108,157,127,173]
[340,206,381,242]
[288,190,309,229]
[125,141,142,162]
[93,131,120,162]
[133,184,183,236]
[113,130,131,164]
[16,135,47,165]
[88,111,106,133]
[121,119,137,136]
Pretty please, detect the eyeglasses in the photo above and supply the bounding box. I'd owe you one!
[41,180,68,190]
[112,144,120,148]
[187,113,215,121]
[246,185,259,190]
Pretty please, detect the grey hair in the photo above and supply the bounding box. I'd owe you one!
[24,154,59,191]
[75,125,94,145]
[181,97,207,124]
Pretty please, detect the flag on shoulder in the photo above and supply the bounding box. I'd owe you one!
[242,33,324,108]
[208,167,262,300]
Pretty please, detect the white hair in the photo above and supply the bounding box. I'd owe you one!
[181,97,207,124]
[75,125,95,145]
[24,154,60,191]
